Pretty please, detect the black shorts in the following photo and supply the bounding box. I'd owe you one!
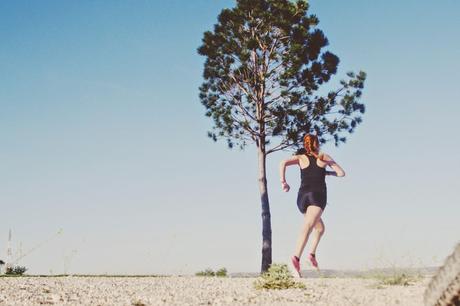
[296,189,327,213]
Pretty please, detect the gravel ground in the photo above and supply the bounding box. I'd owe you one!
[0,276,429,305]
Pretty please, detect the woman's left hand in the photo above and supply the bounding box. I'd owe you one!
[282,181,290,192]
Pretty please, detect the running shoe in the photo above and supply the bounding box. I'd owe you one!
[291,255,301,277]
[308,253,319,269]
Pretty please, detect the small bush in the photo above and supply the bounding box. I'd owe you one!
[5,265,27,276]
[254,263,305,290]
[215,267,227,277]
[195,267,228,277]
[195,268,215,277]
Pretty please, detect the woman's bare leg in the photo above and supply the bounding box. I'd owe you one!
[309,218,325,255]
[294,205,323,259]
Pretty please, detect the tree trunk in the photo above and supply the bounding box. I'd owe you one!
[258,145,272,273]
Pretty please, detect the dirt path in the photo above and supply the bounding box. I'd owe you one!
[0,276,429,305]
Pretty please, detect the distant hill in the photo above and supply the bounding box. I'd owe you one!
[230,266,439,278]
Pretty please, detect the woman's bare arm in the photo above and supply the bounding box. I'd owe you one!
[279,155,299,192]
[279,155,299,182]
[322,154,346,177]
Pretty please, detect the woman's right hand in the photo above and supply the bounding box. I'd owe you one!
[281,181,290,192]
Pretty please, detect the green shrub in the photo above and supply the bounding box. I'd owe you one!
[215,267,227,277]
[254,263,305,290]
[195,267,228,277]
[195,268,215,277]
[5,265,27,276]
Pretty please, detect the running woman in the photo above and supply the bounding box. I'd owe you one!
[279,134,345,277]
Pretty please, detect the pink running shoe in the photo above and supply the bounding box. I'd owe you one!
[308,253,319,269]
[291,255,301,277]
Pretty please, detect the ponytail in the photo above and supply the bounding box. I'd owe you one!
[303,134,323,160]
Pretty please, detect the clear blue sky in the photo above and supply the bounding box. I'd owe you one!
[1,0,459,275]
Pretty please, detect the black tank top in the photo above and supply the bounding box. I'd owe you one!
[300,154,326,191]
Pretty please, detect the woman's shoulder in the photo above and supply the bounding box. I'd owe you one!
[319,152,333,161]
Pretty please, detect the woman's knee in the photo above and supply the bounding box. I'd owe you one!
[302,220,316,232]
[315,221,325,235]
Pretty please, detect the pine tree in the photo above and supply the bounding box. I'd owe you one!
[198,0,366,272]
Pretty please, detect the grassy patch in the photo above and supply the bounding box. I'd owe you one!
[254,263,305,290]
[195,267,227,277]
[355,266,424,287]
[376,273,417,286]
[362,271,422,287]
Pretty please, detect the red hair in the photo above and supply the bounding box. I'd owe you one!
[303,134,324,160]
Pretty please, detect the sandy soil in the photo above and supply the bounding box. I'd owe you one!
[0,276,429,305]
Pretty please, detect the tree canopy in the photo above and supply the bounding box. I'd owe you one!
[198,0,366,153]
